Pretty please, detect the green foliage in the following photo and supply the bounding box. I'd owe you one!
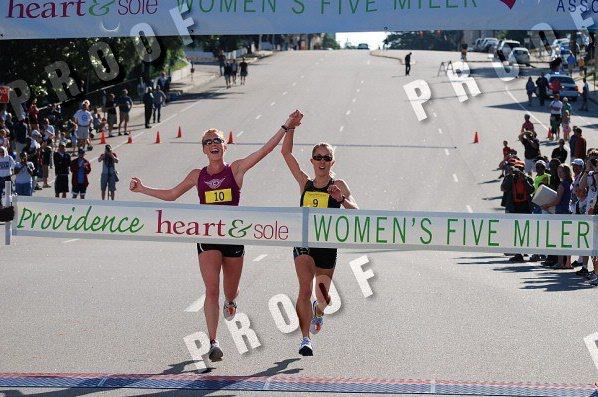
[0,37,185,103]
[384,31,463,51]
[322,34,340,50]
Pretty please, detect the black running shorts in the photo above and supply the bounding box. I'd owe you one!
[197,243,245,258]
[293,247,338,269]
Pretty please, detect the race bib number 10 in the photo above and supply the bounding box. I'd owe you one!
[205,188,232,204]
[303,191,329,208]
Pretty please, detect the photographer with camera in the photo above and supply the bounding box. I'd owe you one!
[501,161,534,262]
[98,144,119,201]
[519,130,541,177]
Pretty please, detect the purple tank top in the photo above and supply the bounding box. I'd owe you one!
[197,163,241,206]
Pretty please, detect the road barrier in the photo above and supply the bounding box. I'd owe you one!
[6,195,598,256]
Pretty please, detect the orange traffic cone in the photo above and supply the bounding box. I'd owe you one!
[155,131,161,144]
[99,131,107,144]
[127,135,133,144]
[473,131,479,144]
[227,131,234,144]
[177,126,182,138]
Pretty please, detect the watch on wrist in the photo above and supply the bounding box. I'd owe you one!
[281,125,290,132]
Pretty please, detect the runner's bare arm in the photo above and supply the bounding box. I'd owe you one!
[130,169,199,201]
[330,179,358,209]
[231,110,303,183]
[281,129,309,189]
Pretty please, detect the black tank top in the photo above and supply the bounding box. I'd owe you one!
[300,179,341,209]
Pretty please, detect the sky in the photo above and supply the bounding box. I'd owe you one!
[335,31,389,49]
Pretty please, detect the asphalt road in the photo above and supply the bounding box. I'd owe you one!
[1,50,598,396]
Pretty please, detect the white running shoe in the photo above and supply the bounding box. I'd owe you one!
[208,340,223,361]
[223,300,237,321]
[299,337,313,356]
[310,301,324,335]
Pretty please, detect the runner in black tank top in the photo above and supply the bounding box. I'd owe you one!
[282,126,358,356]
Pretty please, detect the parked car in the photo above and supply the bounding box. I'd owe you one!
[539,73,579,101]
[496,40,521,58]
[357,43,369,50]
[507,47,531,66]
[472,38,485,52]
[482,38,499,52]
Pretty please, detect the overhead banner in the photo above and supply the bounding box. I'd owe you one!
[10,197,598,256]
[0,1,596,40]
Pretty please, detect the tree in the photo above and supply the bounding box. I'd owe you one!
[322,34,340,50]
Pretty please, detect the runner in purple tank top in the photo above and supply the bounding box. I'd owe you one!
[130,110,304,362]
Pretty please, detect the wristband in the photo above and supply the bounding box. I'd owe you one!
[281,125,290,132]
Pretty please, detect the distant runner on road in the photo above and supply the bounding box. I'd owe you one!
[405,52,412,76]
[130,110,304,362]
[281,127,358,356]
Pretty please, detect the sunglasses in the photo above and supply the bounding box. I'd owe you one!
[202,138,224,146]
[312,155,333,162]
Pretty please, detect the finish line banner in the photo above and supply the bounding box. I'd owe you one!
[0,1,597,40]
[10,197,598,256]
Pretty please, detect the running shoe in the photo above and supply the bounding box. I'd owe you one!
[571,260,582,268]
[310,301,324,335]
[589,277,598,287]
[576,268,590,278]
[208,340,223,361]
[587,273,598,283]
[529,254,542,262]
[299,337,313,356]
[509,254,525,262]
[223,300,237,321]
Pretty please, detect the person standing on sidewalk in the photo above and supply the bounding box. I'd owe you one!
[53,142,70,198]
[0,147,16,204]
[14,152,35,197]
[240,58,248,85]
[143,88,154,129]
[99,144,119,201]
[153,87,167,124]
[70,148,91,199]
[405,52,412,76]
[104,93,118,137]
[526,77,536,106]
[117,89,133,136]
[580,78,589,111]
[536,75,548,106]
[217,50,226,77]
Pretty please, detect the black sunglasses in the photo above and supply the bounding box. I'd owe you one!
[312,155,333,162]
[202,138,224,146]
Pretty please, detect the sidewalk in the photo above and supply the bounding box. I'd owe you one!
[370,50,598,105]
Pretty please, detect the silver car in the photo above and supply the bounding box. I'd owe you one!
[541,74,580,101]
[507,47,531,66]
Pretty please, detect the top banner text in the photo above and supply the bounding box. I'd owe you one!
[1,1,597,40]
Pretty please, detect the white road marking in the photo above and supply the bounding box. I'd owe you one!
[256,114,262,120]
[466,205,473,213]
[237,131,245,137]
[180,102,199,113]
[438,128,443,134]
[185,294,206,312]
[584,332,598,373]
[505,87,548,131]
[253,254,268,262]
[444,149,450,156]
[339,125,345,132]
[452,174,459,183]
[270,102,276,107]
[282,91,288,96]
[352,98,357,103]
[345,110,351,116]
[63,238,79,244]
[160,113,179,124]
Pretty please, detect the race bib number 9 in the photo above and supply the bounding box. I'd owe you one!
[205,188,232,204]
[303,191,329,208]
